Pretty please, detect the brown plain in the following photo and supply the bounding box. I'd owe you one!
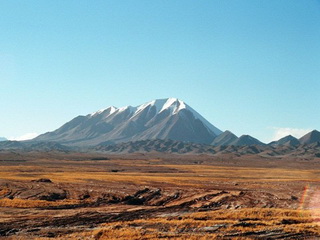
[0,151,320,239]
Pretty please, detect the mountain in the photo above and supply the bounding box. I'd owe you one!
[299,130,320,145]
[0,137,7,142]
[211,130,238,146]
[229,135,265,146]
[34,98,222,146]
[269,135,300,147]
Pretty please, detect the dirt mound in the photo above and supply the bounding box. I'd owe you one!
[31,178,53,183]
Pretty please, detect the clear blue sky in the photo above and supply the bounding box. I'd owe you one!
[1,0,319,142]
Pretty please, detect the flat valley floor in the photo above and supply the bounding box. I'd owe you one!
[1,151,320,239]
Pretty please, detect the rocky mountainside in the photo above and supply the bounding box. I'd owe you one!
[34,98,222,146]
[299,130,320,145]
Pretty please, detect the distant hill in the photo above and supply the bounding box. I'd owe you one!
[94,138,320,158]
[229,135,265,146]
[95,139,216,154]
[211,130,238,146]
[0,137,7,142]
[0,141,71,152]
[0,141,24,149]
[269,135,300,147]
[299,130,320,145]
[1,137,320,159]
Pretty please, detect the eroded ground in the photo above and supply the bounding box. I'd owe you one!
[0,151,320,239]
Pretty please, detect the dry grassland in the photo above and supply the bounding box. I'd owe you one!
[0,152,320,239]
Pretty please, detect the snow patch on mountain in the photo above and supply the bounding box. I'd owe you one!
[159,98,186,114]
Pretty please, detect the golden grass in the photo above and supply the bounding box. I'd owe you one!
[0,198,83,208]
[162,164,320,181]
[1,163,320,187]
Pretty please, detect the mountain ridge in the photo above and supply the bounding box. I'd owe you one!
[23,98,320,148]
[93,138,320,158]
[2,130,320,157]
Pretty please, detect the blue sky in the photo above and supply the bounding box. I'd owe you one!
[1,0,319,142]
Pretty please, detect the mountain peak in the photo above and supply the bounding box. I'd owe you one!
[310,129,320,134]
[299,130,320,145]
[155,98,186,114]
[90,98,186,117]
[269,135,300,147]
[88,98,222,137]
[212,130,238,146]
[230,135,265,146]
[90,106,117,116]
[134,98,186,116]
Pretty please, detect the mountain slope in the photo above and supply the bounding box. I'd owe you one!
[299,130,320,145]
[211,130,238,146]
[0,137,7,142]
[34,98,222,146]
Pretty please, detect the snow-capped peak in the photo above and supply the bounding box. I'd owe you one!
[135,98,221,135]
[88,98,222,136]
[118,105,137,113]
[90,106,117,116]
[159,98,186,114]
[135,98,186,115]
